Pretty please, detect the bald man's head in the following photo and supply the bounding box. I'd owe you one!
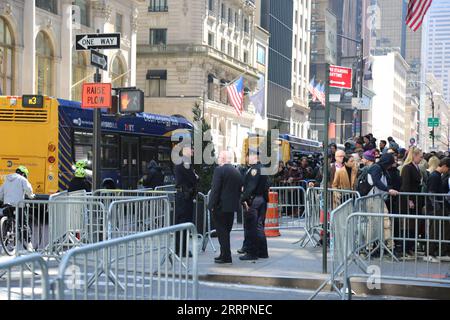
[335,150,345,165]
[218,150,233,166]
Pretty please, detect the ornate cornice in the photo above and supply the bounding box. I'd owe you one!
[0,1,13,16]
[92,0,113,22]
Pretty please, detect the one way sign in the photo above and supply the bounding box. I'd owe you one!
[76,33,121,51]
[91,50,108,71]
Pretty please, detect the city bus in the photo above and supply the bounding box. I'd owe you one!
[0,95,192,194]
[242,133,323,164]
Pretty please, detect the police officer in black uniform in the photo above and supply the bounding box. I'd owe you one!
[174,146,199,257]
[240,153,269,261]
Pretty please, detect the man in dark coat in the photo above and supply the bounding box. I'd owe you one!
[208,151,243,264]
[142,160,165,189]
[174,147,199,257]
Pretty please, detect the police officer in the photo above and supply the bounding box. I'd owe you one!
[174,146,199,257]
[240,153,269,261]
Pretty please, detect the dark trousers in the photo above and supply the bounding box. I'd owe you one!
[244,196,268,257]
[175,192,194,255]
[214,211,235,259]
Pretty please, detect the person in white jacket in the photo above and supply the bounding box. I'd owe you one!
[0,166,35,207]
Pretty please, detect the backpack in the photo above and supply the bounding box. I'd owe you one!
[356,167,373,196]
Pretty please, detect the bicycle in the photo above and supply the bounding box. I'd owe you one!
[0,204,34,256]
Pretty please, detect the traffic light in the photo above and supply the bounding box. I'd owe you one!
[119,89,144,114]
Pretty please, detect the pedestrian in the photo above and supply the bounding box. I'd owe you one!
[330,143,338,164]
[380,140,388,154]
[101,178,116,190]
[425,157,450,260]
[363,135,375,151]
[328,150,346,187]
[400,147,424,256]
[174,146,199,257]
[273,161,287,185]
[388,137,400,151]
[68,166,92,192]
[208,151,243,264]
[140,160,165,189]
[332,155,358,208]
[240,153,270,261]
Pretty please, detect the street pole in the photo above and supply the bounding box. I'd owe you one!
[322,63,331,274]
[92,30,102,190]
[359,38,364,137]
[431,95,435,149]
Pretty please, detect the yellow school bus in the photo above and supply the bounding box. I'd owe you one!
[0,95,59,194]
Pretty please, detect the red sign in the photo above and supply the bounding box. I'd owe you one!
[82,83,112,109]
[329,65,353,89]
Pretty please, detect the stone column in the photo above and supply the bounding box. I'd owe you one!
[22,0,36,94]
[60,0,73,99]
[130,6,138,87]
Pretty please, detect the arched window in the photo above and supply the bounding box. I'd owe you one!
[111,57,126,88]
[35,31,54,96]
[72,0,90,27]
[0,18,14,95]
[72,51,88,101]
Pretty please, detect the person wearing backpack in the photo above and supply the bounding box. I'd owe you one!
[356,150,375,196]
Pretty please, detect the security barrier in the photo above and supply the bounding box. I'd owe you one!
[54,223,198,300]
[0,254,49,300]
[298,188,360,248]
[107,196,171,240]
[195,192,216,252]
[265,192,281,237]
[14,200,107,258]
[342,213,450,300]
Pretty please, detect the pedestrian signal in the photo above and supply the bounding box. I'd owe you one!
[119,89,144,114]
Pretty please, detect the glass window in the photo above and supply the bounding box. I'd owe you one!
[149,29,167,45]
[112,57,126,88]
[149,0,168,12]
[36,0,58,14]
[101,134,119,169]
[72,0,89,27]
[0,18,14,95]
[256,44,265,65]
[208,0,214,11]
[74,131,93,164]
[72,51,88,101]
[115,13,123,33]
[35,31,54,96]
[244,18,249,33]
[146,70,167,97]
[208,32,214,46]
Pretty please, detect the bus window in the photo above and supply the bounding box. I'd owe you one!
[101,134,119,169]
[74,131,93,165]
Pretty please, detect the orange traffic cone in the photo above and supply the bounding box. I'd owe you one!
[265,192,281,237]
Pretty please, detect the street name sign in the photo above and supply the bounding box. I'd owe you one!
[82,83,112,109]
[76,33,121,51]
[91,50,108,71]
[329,65,353,89]
[428,117,440,128]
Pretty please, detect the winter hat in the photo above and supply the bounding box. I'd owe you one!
[363,150,376,162]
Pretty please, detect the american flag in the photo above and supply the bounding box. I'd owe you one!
[318,83,326,106]
[314,83,323,104]
[406,0,433,32]
[226,77,244,116]
[308,77,317,101]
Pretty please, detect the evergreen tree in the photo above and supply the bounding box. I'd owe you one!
[192,103,216,194]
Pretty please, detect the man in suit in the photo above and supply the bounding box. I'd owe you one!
[208,151,243,264]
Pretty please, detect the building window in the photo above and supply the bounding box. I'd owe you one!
[208,0,214,11]
[72,0,89,27]
[208,74,215,100]
[256,44,265,65]
[220,80,228,104]
[115,13,123,33]
[72,51,88,102]
[35,31,54,96]
[244,18,249,34]
[111,57,126,88]
[150,29,167,45]
[234,45,239,59]
[36,0,58,14]
[243,50,248,63]
[235,12,239,29]
[294,35,297,48]
[146,70,167,97]
[228,8,233,25]
[294,58,297,72]
[295,10,298,24]
[221,38,225,52]
[227,42,232,56]
[221,4,226,21]
[0,18,14,95]
[208,32,214,47]
[149,0,168,12]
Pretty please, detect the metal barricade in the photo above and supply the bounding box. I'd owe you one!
[298,188,360,248]
[270,186,307,229]
[342,213,450,300]
[107,197,171,240]
[309,199,355,300]
[155,185,176,192]
[0,254,49,300]
[14,199,107,258]
[54,223,199,300]
[196,191,216,252]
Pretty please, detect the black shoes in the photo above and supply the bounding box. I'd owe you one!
[215,258,232,264]
[258,254,269,259]
[237,248,247,254]
[239,254,258,261]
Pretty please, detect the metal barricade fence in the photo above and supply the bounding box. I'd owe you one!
[270,186,307,230]
[54,223,199,300]
[155,185,176,192]
[107,197,171,240]
[14,200,107,258]
[342,213,450,300]
[0,254,49,300]
[299,188,361,248]
[196,191,216,252]
[309,199,358,300]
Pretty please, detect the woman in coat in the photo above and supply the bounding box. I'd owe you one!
[332,155,358,209]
